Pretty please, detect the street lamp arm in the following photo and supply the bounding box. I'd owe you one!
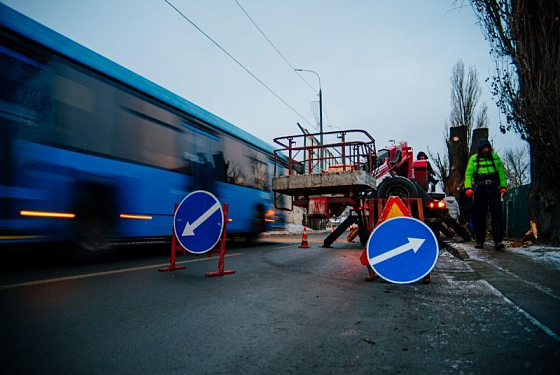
[294,68,321,90]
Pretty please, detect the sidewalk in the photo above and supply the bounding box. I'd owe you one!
[445,239,560,341]
[261,223,331,237]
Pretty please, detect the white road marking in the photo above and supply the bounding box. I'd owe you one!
[275,244,299,249]
[484,280,560,342]
[0,253,243,290]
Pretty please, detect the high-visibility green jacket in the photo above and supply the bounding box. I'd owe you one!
[464,153,507,189]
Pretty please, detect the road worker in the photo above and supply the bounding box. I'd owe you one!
[417,151,438,192]
[464,139,507,250]
[445,192,460,221]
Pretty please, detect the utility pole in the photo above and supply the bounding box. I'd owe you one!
[319,87,323,153]
[295,68,323,169]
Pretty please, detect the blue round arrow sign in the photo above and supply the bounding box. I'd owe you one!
[367,216,438,284]
[174,190,224,254]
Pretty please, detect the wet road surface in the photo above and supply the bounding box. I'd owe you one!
[1,235,559,374]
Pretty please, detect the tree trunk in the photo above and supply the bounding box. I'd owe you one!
[468,0,560,244]
[519,1,560,245]
[447,126,469,194]
[528,142,560,245]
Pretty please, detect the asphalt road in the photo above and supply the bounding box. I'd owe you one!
[1,235,559,374]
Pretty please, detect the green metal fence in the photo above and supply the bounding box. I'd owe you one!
[503,184,530,238]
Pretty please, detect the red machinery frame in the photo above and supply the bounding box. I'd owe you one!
[273,129,377,177]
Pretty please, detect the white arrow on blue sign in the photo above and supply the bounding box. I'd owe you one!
[367,216,438,284]
[174,190,224,254]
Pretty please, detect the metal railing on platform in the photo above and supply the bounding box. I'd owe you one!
[273,130,377,176]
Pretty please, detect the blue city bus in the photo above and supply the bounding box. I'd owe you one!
[0,4,286,252]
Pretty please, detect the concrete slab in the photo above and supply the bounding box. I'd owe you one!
[272,170,376,195]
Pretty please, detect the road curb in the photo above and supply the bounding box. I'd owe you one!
[261,229,332,237]
[444,242,470,260]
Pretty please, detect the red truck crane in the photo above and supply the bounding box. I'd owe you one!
[272,130,469,248]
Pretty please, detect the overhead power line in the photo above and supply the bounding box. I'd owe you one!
[310,101,320,130]
[322,106,334,128]
[233,1,340,132]
[233,0,317,94]
[164,0,314,127]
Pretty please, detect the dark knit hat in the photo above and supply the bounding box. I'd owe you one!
[477,138,492,152]
[417,151,428,159]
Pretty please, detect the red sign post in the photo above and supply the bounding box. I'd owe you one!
[205,203,235,277]
[159,202,235,277]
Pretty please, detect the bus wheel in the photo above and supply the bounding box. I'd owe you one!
[73,182,116,256]
[377,176,418,200]
[247,206,265,245]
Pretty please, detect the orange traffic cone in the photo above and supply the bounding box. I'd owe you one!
[299,226,310,248]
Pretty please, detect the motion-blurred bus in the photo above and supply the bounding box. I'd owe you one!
[0,4,285,253]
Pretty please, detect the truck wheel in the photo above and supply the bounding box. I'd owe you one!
[377,176,418,200]
[359,228,370,246]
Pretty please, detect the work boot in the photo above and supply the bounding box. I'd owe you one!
[494,242,505,251]
[475,243,484,249]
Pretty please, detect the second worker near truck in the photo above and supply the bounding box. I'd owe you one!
[464,139,508,251]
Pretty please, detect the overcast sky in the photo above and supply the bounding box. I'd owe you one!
[3,0,526,158]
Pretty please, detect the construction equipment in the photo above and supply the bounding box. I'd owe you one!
[274,130,465,242]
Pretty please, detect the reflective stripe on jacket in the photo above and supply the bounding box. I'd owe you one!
[464,153,507,189]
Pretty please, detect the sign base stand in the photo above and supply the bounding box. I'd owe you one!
[159,203,187,272]
[360,197,432,284]
[159,202,235,277]
[205,203,235,277]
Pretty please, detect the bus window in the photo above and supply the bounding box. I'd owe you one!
[223,136,248,187]
[113,90,183,170]
[181,121,222,192]
[213,151,227,182]
[0,43,50,188]
[248,150,269,191]
[223,136,273,191]
[53,70,104,154]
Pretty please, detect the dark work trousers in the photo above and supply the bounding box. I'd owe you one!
[474,184,503,244]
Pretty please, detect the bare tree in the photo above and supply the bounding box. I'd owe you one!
[467,0,560,244]
[432,60,488,194]
[449,60,481,132]
[475,102,488,130]
[429,141,449,192]
[501,146,530,189]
